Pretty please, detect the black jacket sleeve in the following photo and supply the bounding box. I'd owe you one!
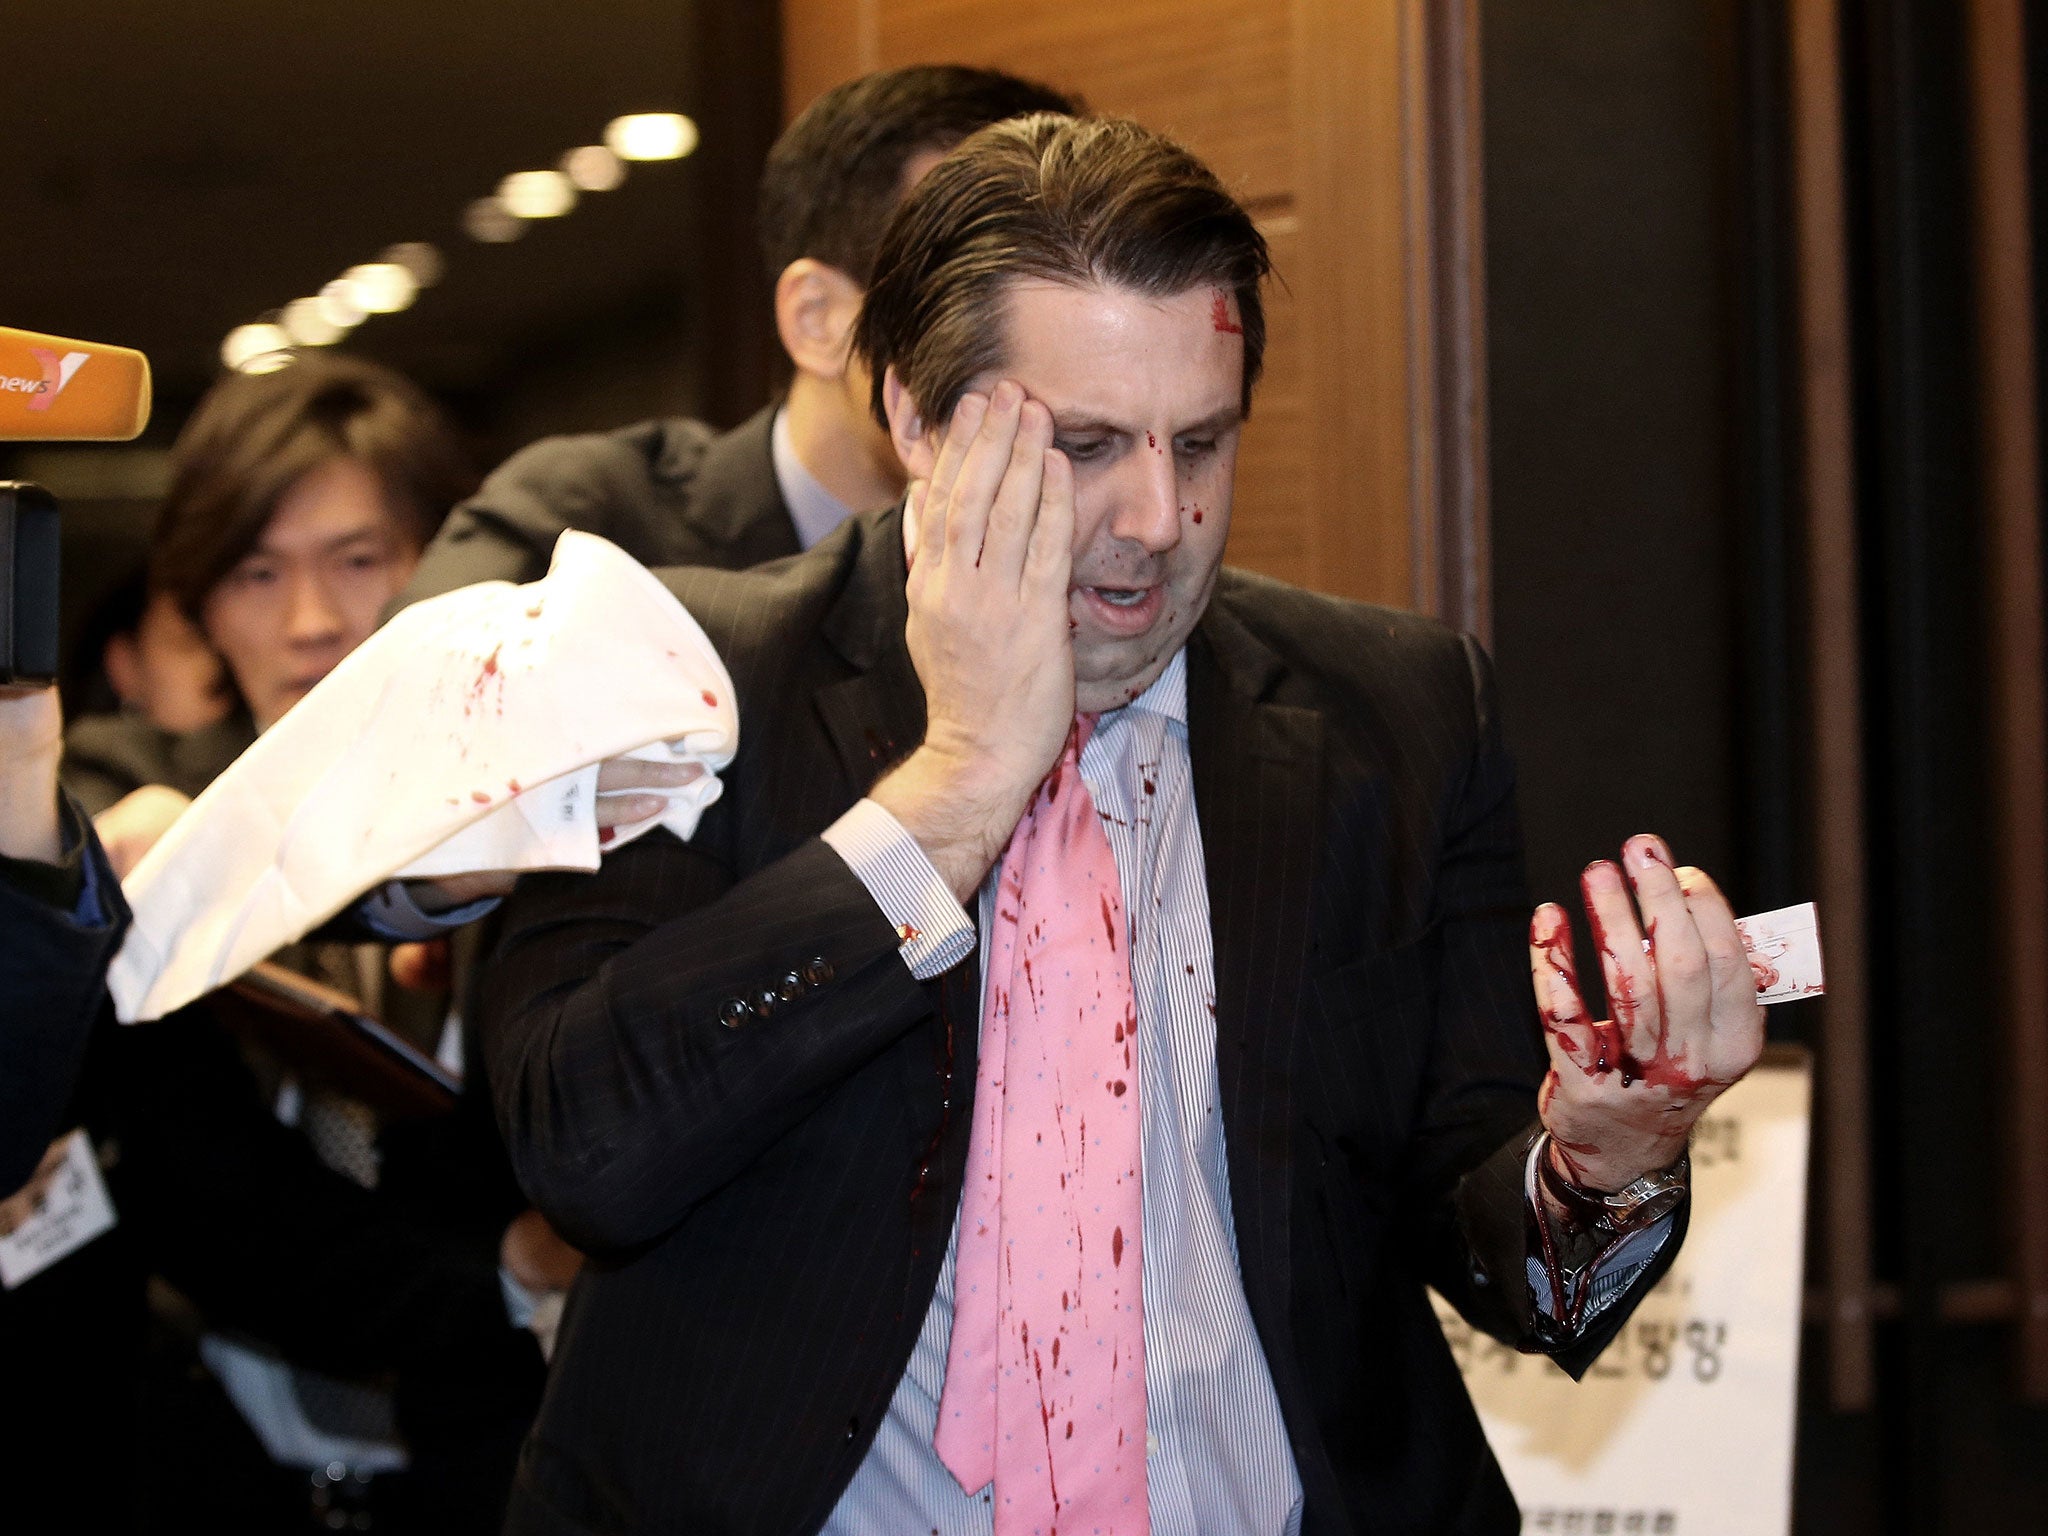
[1416,638,1684,1374]
[0,794,128,1191]
[478,829,934,1254]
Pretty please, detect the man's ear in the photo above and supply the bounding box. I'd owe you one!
[774,258,865,382]
[881,367,938,479]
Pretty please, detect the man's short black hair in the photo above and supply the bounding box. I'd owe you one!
[758,65,1079,288]
[152,354,475,622]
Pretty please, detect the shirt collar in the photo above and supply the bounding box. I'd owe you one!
[1116,648,1188,726]
[771,406,857,552]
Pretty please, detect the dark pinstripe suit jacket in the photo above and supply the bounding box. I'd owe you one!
[480,503,1680,1536]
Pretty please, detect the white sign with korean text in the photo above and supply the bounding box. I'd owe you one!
[1432,1053,1812,1536]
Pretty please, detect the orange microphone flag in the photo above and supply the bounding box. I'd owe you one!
[0,327,152,442]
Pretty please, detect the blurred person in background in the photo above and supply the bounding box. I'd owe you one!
[400,64,1079,605]
[62,570,242,877]
[5,355,568,1534]
[63,567,233,733]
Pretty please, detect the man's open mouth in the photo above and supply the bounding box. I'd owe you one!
[1089,586,1150,607]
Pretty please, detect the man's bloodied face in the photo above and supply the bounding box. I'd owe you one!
[949,278,1246,713]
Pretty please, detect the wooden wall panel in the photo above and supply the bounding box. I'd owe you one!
[1230,216,1311,588]
[780,0,1483,617]
[875,0,1293,210]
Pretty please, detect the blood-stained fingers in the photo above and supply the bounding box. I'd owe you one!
[1675,863,1766,1060]
[1580,857,1659,1059]
[1529,902,1597,1072]
[1622,833,1712,1048]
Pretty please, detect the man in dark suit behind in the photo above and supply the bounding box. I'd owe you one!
[480,115,1766,1535]
[399,66,1077,606]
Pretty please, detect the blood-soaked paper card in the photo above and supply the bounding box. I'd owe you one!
[1734,902,1824,1004]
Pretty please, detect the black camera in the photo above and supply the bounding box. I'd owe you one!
[0,481,61,686]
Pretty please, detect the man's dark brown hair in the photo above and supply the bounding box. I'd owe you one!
[758,65,1079,289]
[853,113,1272,430]
[151,355,476,620]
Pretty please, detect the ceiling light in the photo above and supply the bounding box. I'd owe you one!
[464,197,525,243]
[240,352,295,376]
[381,241,445,287]
[604,112,698,162]
[280,298,345,347]
[561,145,626,192]
[222,324,292,373]
[342,262,419,314]
[498,169,578,220]
[316,280,367,329]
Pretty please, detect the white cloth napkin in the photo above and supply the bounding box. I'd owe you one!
[109,531,736,1023]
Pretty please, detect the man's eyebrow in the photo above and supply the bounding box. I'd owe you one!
[1047,407,1245,438]
[1047,412,1125,438]
[320,527,392,557]
[1174,407,1246,438]
[242,526,390,563]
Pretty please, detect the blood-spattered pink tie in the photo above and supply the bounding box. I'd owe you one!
[936,715,1147,1535]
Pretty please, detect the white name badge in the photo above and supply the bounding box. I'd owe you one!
[0,1129,119,1289]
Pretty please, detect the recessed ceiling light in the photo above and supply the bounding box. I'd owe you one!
[280,298,345,347]
[222,323,292,372]
[342,262,419,314]
[316,280,367,329]
[381,241,446,287]
[498,169,578,220]
[561,144,626,192]
[604,112,698,162]
[464,197,526,244]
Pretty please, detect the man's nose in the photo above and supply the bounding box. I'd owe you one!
[1106,443,1183,555]
[283,569,345,645]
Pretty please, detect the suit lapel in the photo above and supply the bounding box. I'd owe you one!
[813,503,925,795]
[1187,589,1325,1414]
[687,405,803,567]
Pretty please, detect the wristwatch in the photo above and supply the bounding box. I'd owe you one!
[1536,1136,1690,1236]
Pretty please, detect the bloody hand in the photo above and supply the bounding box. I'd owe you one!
[1527,834,1766,1192]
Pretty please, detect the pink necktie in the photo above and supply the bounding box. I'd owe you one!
[936,716,1148,1535]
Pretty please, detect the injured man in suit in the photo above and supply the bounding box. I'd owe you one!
[479,112,1767,1536]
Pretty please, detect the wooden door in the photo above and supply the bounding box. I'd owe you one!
[782,0,1487,627]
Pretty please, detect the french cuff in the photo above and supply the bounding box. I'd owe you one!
[1523,1139,1677,1332]
[820,798,976,981]
[357,880,502,941]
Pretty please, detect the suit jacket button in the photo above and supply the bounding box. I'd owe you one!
[753,988,780,1019]
[777,970,804,1002]
[718,998,750,1029]
[802,957,834,987]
